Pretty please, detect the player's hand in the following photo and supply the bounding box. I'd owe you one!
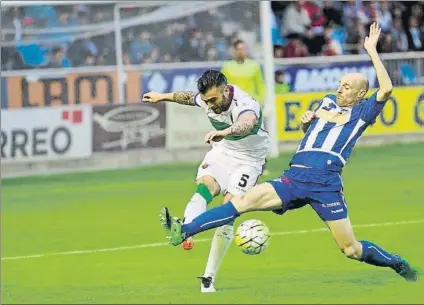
[204,130,227,144]
[300,110,316,124]
[142,91,163,103]
[364,22,381,54]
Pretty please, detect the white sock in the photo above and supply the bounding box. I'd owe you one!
[183,193,207,224]
[203,224,234,279]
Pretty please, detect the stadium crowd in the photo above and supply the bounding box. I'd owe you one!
[1,1,423,70]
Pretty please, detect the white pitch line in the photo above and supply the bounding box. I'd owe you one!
[2,219,424,261]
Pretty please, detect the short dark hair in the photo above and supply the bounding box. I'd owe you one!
[233,39,244,48]
[52,46,63,55]
[197,70,227,94]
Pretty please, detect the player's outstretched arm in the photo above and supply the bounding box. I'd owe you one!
[364,22,393,102]
[142,91,197,106]
[204,112,257,143]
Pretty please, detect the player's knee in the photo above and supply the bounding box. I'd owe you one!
[341,241,362,260]
[197,176,220,196]
[232,194,255,213]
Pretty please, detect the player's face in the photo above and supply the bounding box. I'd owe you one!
[200,85,230,114]
[336,74,367,107]
[234,43,247,60]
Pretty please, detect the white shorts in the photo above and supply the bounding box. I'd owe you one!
[196,147,265,196]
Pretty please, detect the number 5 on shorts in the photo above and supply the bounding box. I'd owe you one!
[238,174,250,188]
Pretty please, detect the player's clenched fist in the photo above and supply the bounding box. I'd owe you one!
[301,110,316,124]
[142,91,163,103]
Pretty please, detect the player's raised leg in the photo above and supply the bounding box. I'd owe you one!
[326,217,418,281]
[159,182,282,246]
[181,175,220,250]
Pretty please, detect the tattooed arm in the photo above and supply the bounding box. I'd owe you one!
[142,91,197,106]
[225,111,258,136]
[204,111,258,143]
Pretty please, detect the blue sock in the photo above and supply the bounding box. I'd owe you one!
[182,201,240,238]
[360,240,399,269]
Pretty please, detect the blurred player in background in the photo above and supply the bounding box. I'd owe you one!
[275,70,291,94]
[221,39,266,104]
[159,23,418,282]
[221,39,270,175]
[142,70,270,292]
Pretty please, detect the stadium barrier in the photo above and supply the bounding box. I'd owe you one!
[2,52,424,110]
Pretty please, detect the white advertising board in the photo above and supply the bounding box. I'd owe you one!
[166,103,213,149]
[1,106,92,163]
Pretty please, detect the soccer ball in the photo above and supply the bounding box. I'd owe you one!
[234,219,270,255]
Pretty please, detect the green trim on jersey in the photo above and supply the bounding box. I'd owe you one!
[208,110,263,141]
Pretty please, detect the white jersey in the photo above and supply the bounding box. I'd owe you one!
[194,85,270,165]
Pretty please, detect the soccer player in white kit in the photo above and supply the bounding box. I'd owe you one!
[142,70,270,293]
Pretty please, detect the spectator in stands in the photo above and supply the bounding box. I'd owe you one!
[204,32,216,50]
[391,18,409,52]
[16,34,49,68]
[179,28,204,61]
[96,53,107,66]
[81,53,96,66]
[322,1,343,26]
[161,53,173,63]
[1,31,23,70]
[411,3,423,25]
[375,1,393,33]
[342,0,358,28]
[142,48,159,64]
[275,70,290,94]
[408,16,423,51]
[93,11,106,24]
[380,33,397,53]
[322,26,343,56]
[274,45,284,58]
[303,28,326,55]
[67,33,99,66]
[221,39,266,104]
[205,47,219,61]
[284,34,309,58]
[357,1,374,25]
[346,18,366,54]
[45,12,73,46]
[282,1,311,37]
[215,36,229,60]
[24,5,56,27]
[302,1,326,34]
[46,46,70,68]
[156,25,181,62]
[129,31,154,64]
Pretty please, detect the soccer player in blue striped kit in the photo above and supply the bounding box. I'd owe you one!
[159,23,417,282]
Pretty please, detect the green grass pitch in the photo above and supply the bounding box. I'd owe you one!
[2,143,424,304]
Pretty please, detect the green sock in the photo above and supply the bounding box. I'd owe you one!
[183,183,213,224]
[196,183,213,204]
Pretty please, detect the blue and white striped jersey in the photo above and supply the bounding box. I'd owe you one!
[290,91,387,173]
